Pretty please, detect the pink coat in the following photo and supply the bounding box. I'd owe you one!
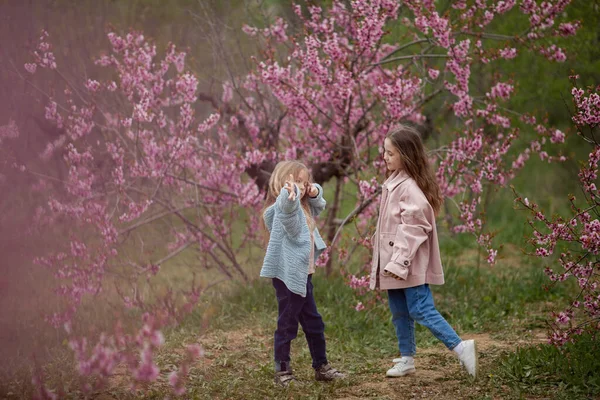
[369,169,445,290]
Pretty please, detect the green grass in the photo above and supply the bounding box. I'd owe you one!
[495,332,600,399]
[128,254,583,399]
[98,253,591,399]
[206,262,589,399]
[204,249,575,343]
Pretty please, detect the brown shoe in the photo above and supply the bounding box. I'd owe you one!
[315,363,346,381]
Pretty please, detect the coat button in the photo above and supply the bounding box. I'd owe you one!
[388,241,394,246]
[403,260,409,266]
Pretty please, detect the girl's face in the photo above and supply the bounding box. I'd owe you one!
[383,137,403,172]
[295,169,310,198]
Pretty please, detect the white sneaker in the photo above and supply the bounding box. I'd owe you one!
[386,358,416,377]
[458,339,479,378]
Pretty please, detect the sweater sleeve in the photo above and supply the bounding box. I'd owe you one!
[263,206,274,233]
[307,184,326,217]
[383,186,432,279]
[276,184,303,238]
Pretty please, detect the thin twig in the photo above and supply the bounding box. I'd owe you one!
[460,31,517,41]
[371,54,451,67]
[118,204,198,236]
[165,173,238,198]
[331,186,382,248]
[155,242,194,266]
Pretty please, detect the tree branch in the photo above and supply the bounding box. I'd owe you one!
[330,185,382,249]
[371,54,451,67]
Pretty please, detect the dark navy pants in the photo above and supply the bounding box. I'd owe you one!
[272,275,327,371]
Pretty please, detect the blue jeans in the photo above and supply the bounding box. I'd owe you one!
[272,275,328,371]
[387,284,461,356]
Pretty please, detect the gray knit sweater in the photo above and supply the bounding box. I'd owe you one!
[259,183,327,297]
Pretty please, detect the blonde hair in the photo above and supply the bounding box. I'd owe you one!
[261,160,316,242]
[386,125,443,215]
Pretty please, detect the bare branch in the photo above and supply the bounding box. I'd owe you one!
[155,242,194,266]
[331,185,382,249]
[371,53,451,67]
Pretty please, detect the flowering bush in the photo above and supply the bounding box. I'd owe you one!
[513,76,600,346]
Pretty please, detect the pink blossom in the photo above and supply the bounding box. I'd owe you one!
[186,344,204,359]
[316,248,330,268]
[499,47,517,59]
[452,0,467,9]
[242,24,258,36]
[264,18,289,42]
[555,312,570,325]
[540,45,567,62]
[0,119,20,144]
[169,370,180,387]
[175,73,198,103]
[119,200,153,222]
[358,178,379,199]
[349,275,370,290]
[487,248,498,265]
[166,43,186,73]
[85,79,101,92]
[581,219,600,254]
[557,22,579,37]
[495,0,516,14]
[550,129,565,143]
[222,81,233,103]
[24,63,37,74]
[572,88,600,127]
[44,101,64,129]
[197,113,221,133]
[31,31,58,70]
[487,82,514,100]
[133,347,160,382]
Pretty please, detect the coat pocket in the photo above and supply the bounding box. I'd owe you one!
[378,233,396,267]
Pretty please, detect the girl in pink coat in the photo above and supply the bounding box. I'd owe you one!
[370,125,479,379]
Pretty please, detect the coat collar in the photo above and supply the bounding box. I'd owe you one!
[383,169,410,191]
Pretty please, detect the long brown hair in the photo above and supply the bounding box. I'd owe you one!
[386,125,443,215]
[261,160,315,242]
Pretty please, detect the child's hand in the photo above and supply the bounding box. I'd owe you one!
[283,174,297,201]
[307,183,319,198]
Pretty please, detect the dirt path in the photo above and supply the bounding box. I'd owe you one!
[95,324,550,399]
[189,329,548,399]
[335,333,520,400]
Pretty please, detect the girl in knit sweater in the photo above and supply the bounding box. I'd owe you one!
[259,160,345,387]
